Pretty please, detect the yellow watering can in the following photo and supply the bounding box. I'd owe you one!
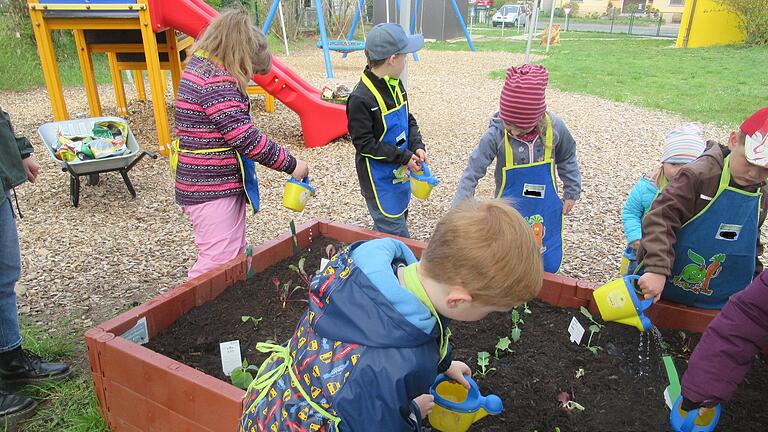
[592,275,654,332]
[282,176,316,212]
[428,374,503,432]
[410,162,440,200]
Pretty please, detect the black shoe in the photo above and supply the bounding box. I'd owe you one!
[0,389,37,429]
[0,347,71,386]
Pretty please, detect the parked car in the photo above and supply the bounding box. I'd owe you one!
[492,4,527,27]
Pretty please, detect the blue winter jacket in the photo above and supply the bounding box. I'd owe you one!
[621,176,659,245]
[239,239,452,432]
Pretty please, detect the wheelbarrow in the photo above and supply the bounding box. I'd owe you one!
[37,116,157,207]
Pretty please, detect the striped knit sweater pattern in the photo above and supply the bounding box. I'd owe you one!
[174,54,296,206]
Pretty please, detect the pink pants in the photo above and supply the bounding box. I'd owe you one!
[182,194,247,280]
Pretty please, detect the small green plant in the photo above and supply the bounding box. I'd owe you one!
[510,309,523,342]
[240,315,262,329]
[272,277,307,308]
[494,337,514,359]
[230,359,259,390]
[289,256,312,288]
[580,307,604,355]
[523,302,532,315]
[575,368,586,379]
[476,351,495,377]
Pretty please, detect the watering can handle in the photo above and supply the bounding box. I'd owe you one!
[680,408,698,432]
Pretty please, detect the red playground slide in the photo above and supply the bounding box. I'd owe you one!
[147,0,348,148]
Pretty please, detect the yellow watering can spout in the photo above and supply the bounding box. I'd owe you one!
[593,275,654,332]
[428,374,503,432]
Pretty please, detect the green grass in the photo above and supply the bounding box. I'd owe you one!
[429,35,767,128]
[9,323,109,432]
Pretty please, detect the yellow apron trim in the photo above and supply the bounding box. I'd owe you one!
[361,73,407,141]
[504,114,553,169]
[684,155,761,227]
[402,264,449,361]
[245,342,342,427]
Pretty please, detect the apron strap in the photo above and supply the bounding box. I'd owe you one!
[244,342,342,427]
[503,114,554,169]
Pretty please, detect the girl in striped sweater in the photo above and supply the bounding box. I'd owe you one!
[174,9,309,280]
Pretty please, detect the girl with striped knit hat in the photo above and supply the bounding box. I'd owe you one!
[453,64,582,273]
[172,8,310,280]
[620,123,705,276]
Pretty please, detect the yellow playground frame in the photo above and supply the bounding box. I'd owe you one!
[28,0,274,156]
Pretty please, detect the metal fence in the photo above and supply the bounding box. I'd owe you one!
[532,10,681,38]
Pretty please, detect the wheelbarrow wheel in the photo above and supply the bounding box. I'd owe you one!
[85,173,100,186]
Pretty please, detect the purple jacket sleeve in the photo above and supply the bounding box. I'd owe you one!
[681,270,768,407]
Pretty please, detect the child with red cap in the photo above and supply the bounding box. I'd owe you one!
[453,64,582,273]
[637,107,768,308]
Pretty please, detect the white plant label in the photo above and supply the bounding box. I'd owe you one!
[120,317,149,345]
[220,340,242,376]
[568,317,585,345]
[319,258,330,273]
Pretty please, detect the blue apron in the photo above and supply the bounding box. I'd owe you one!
[660,155,760,309]
[361,73,411,218]
[497,115,564,273]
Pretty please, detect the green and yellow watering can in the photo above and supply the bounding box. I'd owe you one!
[592,275,654,332]
[282,176,316,212]
[428,374,503,432]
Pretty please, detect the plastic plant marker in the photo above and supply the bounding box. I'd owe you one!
[663,355,681,410]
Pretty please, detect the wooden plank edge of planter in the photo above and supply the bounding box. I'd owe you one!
[85,219,721,431]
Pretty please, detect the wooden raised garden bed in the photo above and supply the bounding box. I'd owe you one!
[87,219,762,432]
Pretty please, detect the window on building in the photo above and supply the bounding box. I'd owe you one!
[669,0,685,5]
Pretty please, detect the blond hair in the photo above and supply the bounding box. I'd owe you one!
[193,7,272,93]
[421,199,543,308]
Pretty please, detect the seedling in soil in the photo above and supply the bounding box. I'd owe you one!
[272,277,307,308]
[230,359,259,390]
[557,391,586,412]
[476,351,496,377]
[575,368,586,379]
[510,309,524,342]
[240,315,262,329]
[580,307,604,355]
[494,337,514,359]
[523,302,532,315]
[289,256,312,289]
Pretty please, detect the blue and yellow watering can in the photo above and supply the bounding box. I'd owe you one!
[670,396,721,432]
[592,275,654,331]
[428,374,503,432]
[410,162,439,200]
[282,176,316,212]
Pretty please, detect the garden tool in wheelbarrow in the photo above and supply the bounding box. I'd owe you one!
[428,374,503,432]
[664,354,721,432]
[592,275,654,332]
[38,117,157,207]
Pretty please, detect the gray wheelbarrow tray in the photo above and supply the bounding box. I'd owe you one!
[37,116,157,207]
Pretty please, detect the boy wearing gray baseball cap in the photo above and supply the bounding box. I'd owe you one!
[346,23,427,238]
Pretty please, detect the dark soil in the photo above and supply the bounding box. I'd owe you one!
[146,239,768,431]
[145,237,344,382]
[450,301,768,431]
